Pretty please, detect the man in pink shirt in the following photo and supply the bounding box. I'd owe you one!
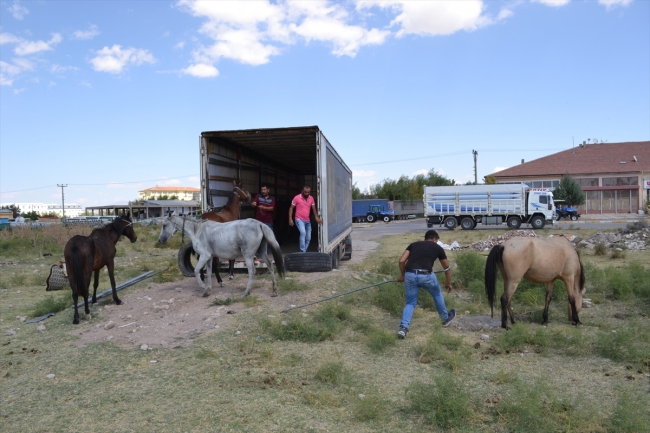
[288,185,322,252]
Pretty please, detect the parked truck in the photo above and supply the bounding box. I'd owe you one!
[423,183,555,230]
[352,199,394,223]
[198,126,352,272]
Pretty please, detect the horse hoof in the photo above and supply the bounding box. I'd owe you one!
[84,314,91,321]
[73,319,79,325]
[115,299,122,305]
[219,283,225,288]
[229,275,234,280]
[202,293,210,298]
[271,292,278,297]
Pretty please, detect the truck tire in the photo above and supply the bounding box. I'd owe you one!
[366,214,376,223]
[178,241,198,277]
[507,216,522,229]
[383,215,391,223]
[284,252,332,273]
[530,215,545,229]
[460,217,475,230]
[444,217,457,230]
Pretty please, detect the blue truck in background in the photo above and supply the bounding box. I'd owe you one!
[352,199,395,223]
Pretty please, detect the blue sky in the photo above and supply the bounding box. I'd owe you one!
[1,0,648,209]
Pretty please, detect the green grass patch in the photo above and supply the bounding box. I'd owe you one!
[495,323,549,351]
[30,291,72,317]
[260,303,350,343]
[353,395,389,421]
[608,391,650,433]
[594,319,650,372]
[314,361,349,385]
[366,328,396,353]
[405,372,473,429]
[278,277,310,293]
[453,251,485,288]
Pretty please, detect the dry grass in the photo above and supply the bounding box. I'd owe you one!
[1,223,649,432]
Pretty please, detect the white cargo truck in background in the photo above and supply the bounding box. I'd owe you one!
[423,184,555,230]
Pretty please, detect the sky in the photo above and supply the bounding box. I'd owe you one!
[1,0,648,209]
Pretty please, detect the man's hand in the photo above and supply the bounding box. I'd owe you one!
[316,217,323,225]
[397,274,405,283]
[445,283,453,293]
[289,219,294,227]
[251,201,257,207]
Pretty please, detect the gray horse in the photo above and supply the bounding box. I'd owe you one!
[158,215,285,298]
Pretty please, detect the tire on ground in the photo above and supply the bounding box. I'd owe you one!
[284,252,333,273]
[177,241,197,277]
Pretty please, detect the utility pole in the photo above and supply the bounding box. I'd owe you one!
[472,150,478,185]
[57,184,67,222]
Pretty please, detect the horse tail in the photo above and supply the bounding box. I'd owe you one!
[260,223,285,278]
[68,245,88,297]
[577,250,585,294]
[485,244,504,318]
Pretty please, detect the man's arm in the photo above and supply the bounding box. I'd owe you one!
[440,258,452,292]
[259,197,275,212]
[397,250,410,283]
[288,204,295,226]
[311,204,322,224]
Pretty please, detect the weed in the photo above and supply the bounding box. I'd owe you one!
[30,292,71,317]
[405,371,473,428]
[261,303,349,343]
[371,282,404,316]
[608,391,650,433]
[414,329,465,368]
[610,249,626,259]
[454,251,485,288]
[584,262,607,293]
[627,262,650,298]
[495,323,548,351]
[594,242,607,256]
[278,278,309,293]
[314,361,349,385]
[376,257,399,276]
[489,369,517,385]
[606,267,632,300]
[467,279,487,306]
[303,391,342,407]
[594,320,650,372]
[353,395,388,421]
[10,273,27,286]
[366,328,396,353]
[195,348,219,359]
[212,297,234,306]
[242,296,261,308]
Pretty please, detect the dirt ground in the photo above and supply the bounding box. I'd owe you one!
[70,234,380,349]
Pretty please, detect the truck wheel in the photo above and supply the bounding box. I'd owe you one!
[178,241,198,277]
[383,215,391,223]
[444,217,457,230]
[570,215,578,221]
[530,215,545,229]
[460,217,475,230]
[366,214,376,223]
[284,252,332,273]
[507,216,522,229]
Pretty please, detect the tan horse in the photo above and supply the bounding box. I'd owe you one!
[178,180,251,284]
[485,236,585,329]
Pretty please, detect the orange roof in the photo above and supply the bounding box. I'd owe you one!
[491,141,650,178]
[140,186,200,192]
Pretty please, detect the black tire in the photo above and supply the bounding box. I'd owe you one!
[366,214,376,223]
[444,217,457,230]
[178,241,198,277]
[530,215,545,229]
[383,216,391,223]
[460,217,475,230]
[284,252,332,273]
[570,215,578,221]
[507,216,522,229]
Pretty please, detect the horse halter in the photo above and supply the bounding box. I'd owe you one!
[234,186,250,201]
[119,217,133,227]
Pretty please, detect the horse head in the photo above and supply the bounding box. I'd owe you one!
[158,214,182,245]
[232,180,251,203]
[117,212,137,243]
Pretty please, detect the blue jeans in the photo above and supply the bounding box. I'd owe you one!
[295,219,311,252]
[400,272,449,328]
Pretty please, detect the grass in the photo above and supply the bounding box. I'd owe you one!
[29,291,71,317]
[1,223,649,432]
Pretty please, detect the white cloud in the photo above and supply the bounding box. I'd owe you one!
[90,45,156,74]
[412,169,428,176]
[8,1,29,20]
[79,80,92,88]
[598,0,633,9]
[13,87,26,94]
[14,33,62,56]
[72,25,100,40]
[0,59,32,86]
[0,32,22,45]
[531,0,571,7]
[493,166,507,173]
[358,0,488,37]
[182,63,219,77]
[51,64,79,74]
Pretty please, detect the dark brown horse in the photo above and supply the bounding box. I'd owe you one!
[179,180,251,285]
[485,236,585,329]
[64,213,137,324]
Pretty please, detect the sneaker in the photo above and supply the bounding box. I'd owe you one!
[397,326,408,339]
[442,309,456,327]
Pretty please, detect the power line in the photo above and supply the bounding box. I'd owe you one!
[0,174,198,194]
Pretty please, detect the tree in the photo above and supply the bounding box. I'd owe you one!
[552,173,585,207]
[22,211,39,221]
[370,169,454,201]
[483,175,496,184]
[7,204,21,218]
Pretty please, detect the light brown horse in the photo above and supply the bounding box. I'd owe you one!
[178,180,251,284]
[64,213,137,324]
[485,236,585,329]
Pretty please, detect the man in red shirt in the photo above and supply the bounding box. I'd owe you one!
[288,185,322,252]
[251,184,275,229]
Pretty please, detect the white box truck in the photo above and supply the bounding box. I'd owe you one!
[423,183,555,230]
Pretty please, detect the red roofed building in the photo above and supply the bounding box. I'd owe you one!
[138,186,200,202]
[489,141,650,214]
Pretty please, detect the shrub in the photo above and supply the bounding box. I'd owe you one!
[314,361,349,385]
[405,372,472,428]
[261,303,349,343]
[496,323,548,351]
[627,262,650,298]
[594,242,607,256]
[594,320,650,372]
[610,249,626,259]
[371,282,405,316]
[606,267,632,300]
[30,292,71,318]
[608,391,650,433]
[453,251,485,288]
[583,262,607,293]
[376,257,400,277]
[278,278,309,294]
[353,395,388,421]
[366,328,396,353]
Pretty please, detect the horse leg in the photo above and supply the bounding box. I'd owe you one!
[72,290,80,325]
[542,281,554,325]
[242,256,255,298]
[228,260,235,280]
[213,258,224,287]
[91,269,100,303]
[501,280,518,329]
[566,282,581,325]
[106,261,121,305]
[260,250,278,297]
[194,255,212,297]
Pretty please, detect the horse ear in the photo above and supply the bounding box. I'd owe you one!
[232,179,237,186]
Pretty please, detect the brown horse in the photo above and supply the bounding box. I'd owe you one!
[179,180,251,284]
[64,213,137,324]
[485,236,585,329]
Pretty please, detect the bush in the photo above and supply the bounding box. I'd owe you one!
[606,267,632,300]
[453,251,485,288]
[366,328,396,354]
[278,278,309,294]
[627,262,650,298]
[405,372,473,428]
[594,242,607,256]
[496,323,548,351]
[594,319,650,372]
[30,292,71,318]
[353,395,388,421]
[314,361,349,385]
[261,303,350,343]
[608,391,650,433]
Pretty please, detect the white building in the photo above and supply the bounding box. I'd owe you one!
[0,202,83,218]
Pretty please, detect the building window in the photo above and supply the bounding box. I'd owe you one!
[602,176,638,187]
[577,178,598,187]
